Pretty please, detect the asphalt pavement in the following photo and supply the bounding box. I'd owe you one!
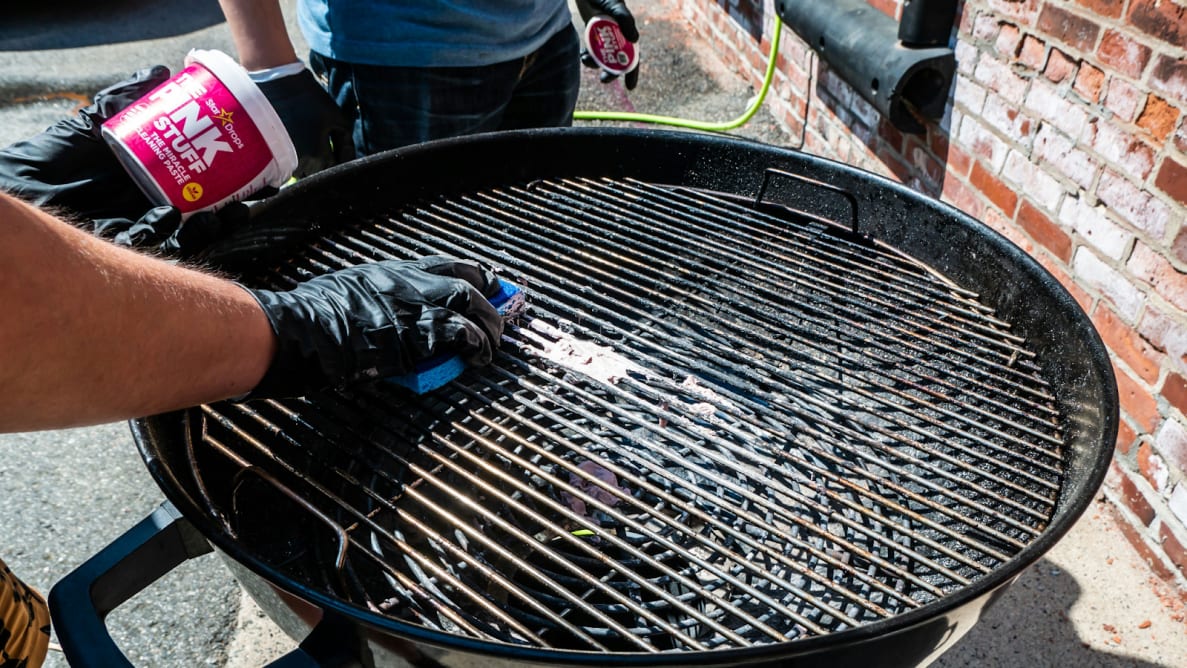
[1,1,1184,666]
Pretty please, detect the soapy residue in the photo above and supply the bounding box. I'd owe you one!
[522,318,645,385]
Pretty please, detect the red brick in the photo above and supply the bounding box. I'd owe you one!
[1109,501,1179,582]
[877,118,904,154]
[1176,118,1187,153]
[969,160,1020,215]
[1029,253,1084,308]
[905,136,944,188]
[1168,373,1187,420]
[1044,48,1078,82]
[1074,62,1106,102]
[1114,362,1161,433]
[928,128,950,165]
[1137,95,1181,143]
[1075,0,1125,19]
[1116,418,1138,456]
[946,143,973,178]
[874,145,913,183]
[1016,199,1072,262]
[1020,34,1047,70]
[1151,54,1187,100]
[869,0,898,19]
[996,23,1023,57]
[942,172,985,220]
[1038,4,1102,52]
[1097,29,1153,79]
[1092,304,1162,384]
[1154,156,1187,208]
[1137,442,1170,492]
[1128,0,1187,50]
[1106,462,1158,525]
[1159,523,1187,582]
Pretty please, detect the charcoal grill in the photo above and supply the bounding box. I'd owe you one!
[49,128,1117,667]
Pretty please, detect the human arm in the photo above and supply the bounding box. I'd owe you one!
[217,0,356,176]
[217,0,299,71]
[0,194,504,432]
[0,193,275,431]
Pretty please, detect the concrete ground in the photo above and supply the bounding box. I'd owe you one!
[0,0,1183,666]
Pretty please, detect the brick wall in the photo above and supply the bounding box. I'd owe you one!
[672,0,1187,590]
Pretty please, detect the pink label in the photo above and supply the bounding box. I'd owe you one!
[103,63,271,213]
[586,17,638,76]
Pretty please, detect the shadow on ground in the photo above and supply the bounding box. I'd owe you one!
[0,0,225,51]
[936,557,1166,667]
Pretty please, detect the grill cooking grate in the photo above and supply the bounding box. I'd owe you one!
[187,176,1065,652]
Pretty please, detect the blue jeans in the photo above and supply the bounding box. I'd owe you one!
[309,25,581,156]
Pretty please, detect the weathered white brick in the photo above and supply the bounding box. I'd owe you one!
[1060,196,1132,260]
[1105,77,1144,122]
[1002,150,1065,210]
[1034,123,1099,190]
[973,52,1029,103]
[983,94,1036,147]
[1154,419,1187,485]
[1098,169,1170,241]
[1138,308,1187,375]
[953,75,988,115]
[1171,484,1187,527]
[1072,247,1145,321]
[1025,79,1089,138]
[973,13,1001,42]
[959,116,1010,171]
[955,41,979,77]
[1084,118,1156,182]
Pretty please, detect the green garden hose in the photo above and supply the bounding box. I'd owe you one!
[573,16,784,132]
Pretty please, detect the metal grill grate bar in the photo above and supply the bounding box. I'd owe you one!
[196,176,1071,652]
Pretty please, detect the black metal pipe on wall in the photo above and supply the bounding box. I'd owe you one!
[776,0,957,133]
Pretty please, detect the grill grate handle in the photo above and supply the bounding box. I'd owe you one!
[755,168,860,234]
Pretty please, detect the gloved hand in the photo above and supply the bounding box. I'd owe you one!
[241,256,505,400]
[576,0,640,90]
[254,68,356,178]
[0,66,171,222]
[92,201,252,260]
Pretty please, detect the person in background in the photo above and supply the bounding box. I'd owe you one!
[217,0,640,176]
[0,189,506,666]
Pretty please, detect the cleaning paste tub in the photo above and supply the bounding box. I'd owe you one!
[101,49,297,218]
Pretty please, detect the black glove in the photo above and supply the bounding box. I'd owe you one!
[0,66,171,222]
[241,256,505,400]
[92,201,252,259]
[255,69,356,178]
[576,0,640,90]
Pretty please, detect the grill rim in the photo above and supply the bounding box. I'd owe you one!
[138,127,1117,665]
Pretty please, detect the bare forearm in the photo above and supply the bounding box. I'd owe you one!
[0,195,275,431]
[217,0,299,70]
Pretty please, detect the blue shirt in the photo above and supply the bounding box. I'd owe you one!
[297,0,574,68]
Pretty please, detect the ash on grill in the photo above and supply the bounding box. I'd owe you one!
[188,176,1065,653]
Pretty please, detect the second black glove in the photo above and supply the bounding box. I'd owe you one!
[256,69,356,178]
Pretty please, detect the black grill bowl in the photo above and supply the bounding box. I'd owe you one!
[52,128,1117,668]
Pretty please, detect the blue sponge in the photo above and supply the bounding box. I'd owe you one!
[385,279,523,394]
